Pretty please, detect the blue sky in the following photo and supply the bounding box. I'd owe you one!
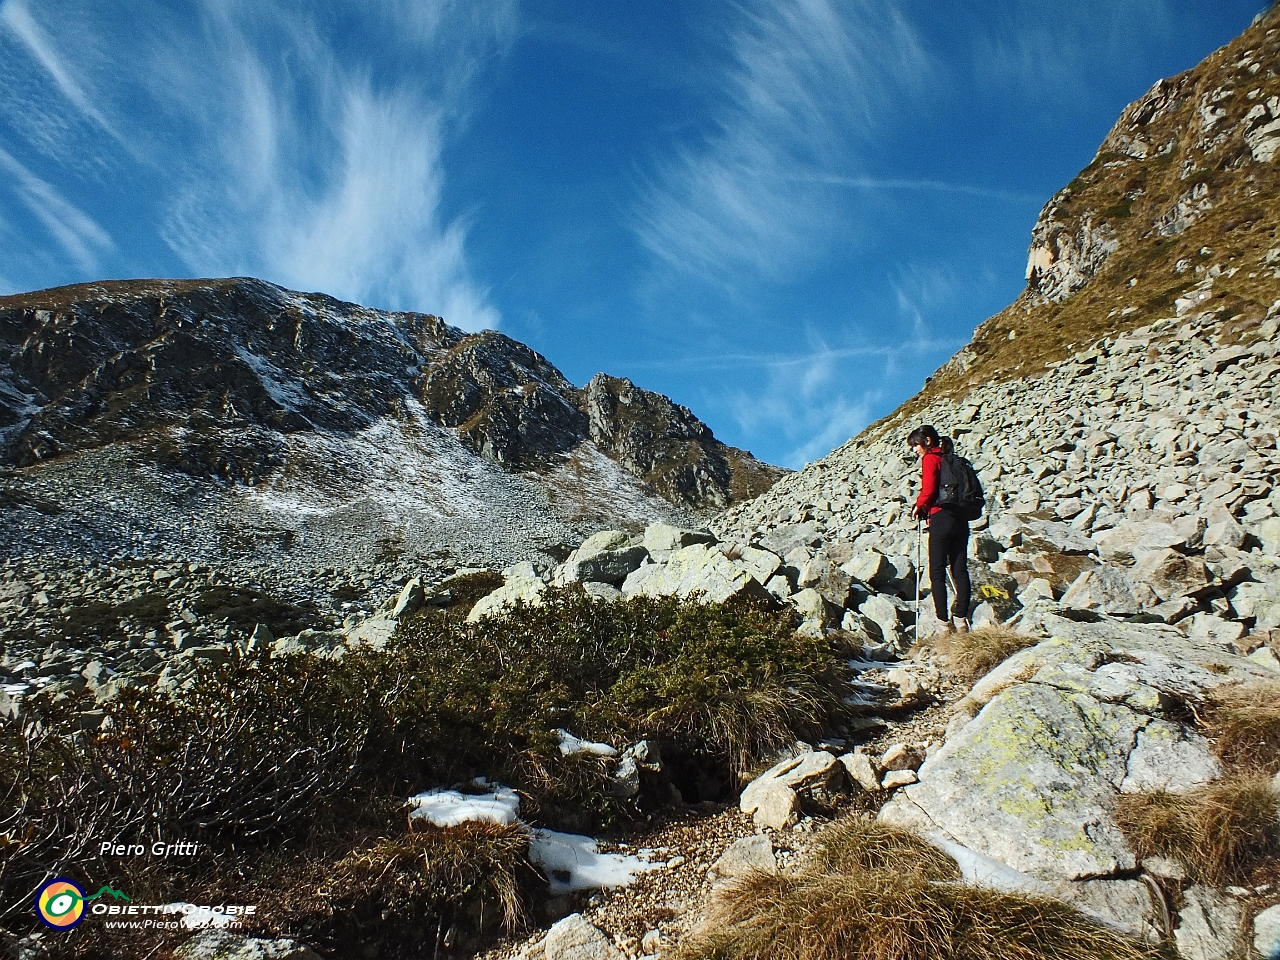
[0,0,1267,468]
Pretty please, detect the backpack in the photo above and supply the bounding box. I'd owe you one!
[936,452,985,521]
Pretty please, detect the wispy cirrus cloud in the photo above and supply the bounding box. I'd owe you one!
[0,0,125,144]
[0,0,514,329]
[0,146,113,272]
[632,0,932,283]
[971,0,1173,95]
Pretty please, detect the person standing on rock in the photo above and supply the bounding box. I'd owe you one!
[908,425,971,637]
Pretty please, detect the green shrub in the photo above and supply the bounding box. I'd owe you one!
[1,588,858,937]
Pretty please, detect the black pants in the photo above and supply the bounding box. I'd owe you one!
[928,508,971,621]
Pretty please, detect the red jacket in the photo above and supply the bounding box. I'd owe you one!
[915,447,944,518]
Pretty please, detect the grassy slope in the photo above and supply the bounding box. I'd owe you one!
[866,7,1280,440]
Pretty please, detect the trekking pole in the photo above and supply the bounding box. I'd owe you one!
[914,518,923,643]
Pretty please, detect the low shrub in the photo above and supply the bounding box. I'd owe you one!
[674,820,1158,960]
[1114,774,1280,886]
[1,588,858,939]
[382,587,857,787]
[938,625,1039,681]
[0,657,371,929]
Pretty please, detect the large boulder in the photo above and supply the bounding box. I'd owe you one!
[642,523,715,559]
[554,537,649,586]
[1231,576,1280,630]
[467,573,548,622]
[1093,520,1187,564]
[859,593,910,647]
[880,617,1270,887]
[795,551,853,607]
[1059,565,1155,616]
[1129,548,1210,602]
[1019,518,1097,555]
[1175,886,1243,960]
[727,543,784,586]
[843,549,896,589]
[621,544,772,604]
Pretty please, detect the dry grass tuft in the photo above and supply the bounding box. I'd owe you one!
[938,625,1040,681]
[675,821,1158,960]
[1204,680,1280,775]
[1115,774,1280,886]
[324,822,539,948]
[810,820,959,880]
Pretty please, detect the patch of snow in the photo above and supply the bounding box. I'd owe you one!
[408,784,522,827]
[556,729,618,758]
[927,834,1049,894]
[232,344,313,414]
[528,828,661,894]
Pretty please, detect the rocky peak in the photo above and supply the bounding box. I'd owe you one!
[582,374,741,509]
[420,330,586,469]
[0,276,782,513]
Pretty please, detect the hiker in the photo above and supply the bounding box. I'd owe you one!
[908,425,971,636]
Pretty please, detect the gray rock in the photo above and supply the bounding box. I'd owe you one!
[1095,520,1186,563]
[742,780,800,830]
[881,682,1143,880]
[880,769,918,789]
[467,573,548,622]
[860,593,908,645]
[1021,519,1096,555]
[1254,903,1280,960]
[643,524,715,558]
[1175,886,1242,960]
[764,573,793,600]
[879,742,924,772]
[174,932,320,960]
[1204,517,1248,551]
[795,552,853,607]
[792,588,839,626]
[712,835,777,879]
[555,545,649,586]
[246,622,274,653]
[582,581,622,602]
[621,544,771,605]
[1130,548,1210,601]
[731,544,783,586]
[1183,613,1246,647]
[1050,878,1163,942]
[390,578,424,619]
[1059,565,1154,616]
[843,550,895,588]
[740,751,842,828]
[1230,579,1280,629]
[544,914,624,960]
[838,749,881,791]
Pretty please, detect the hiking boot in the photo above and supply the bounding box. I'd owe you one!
[931,620,955,640]
[953,617,971,634]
